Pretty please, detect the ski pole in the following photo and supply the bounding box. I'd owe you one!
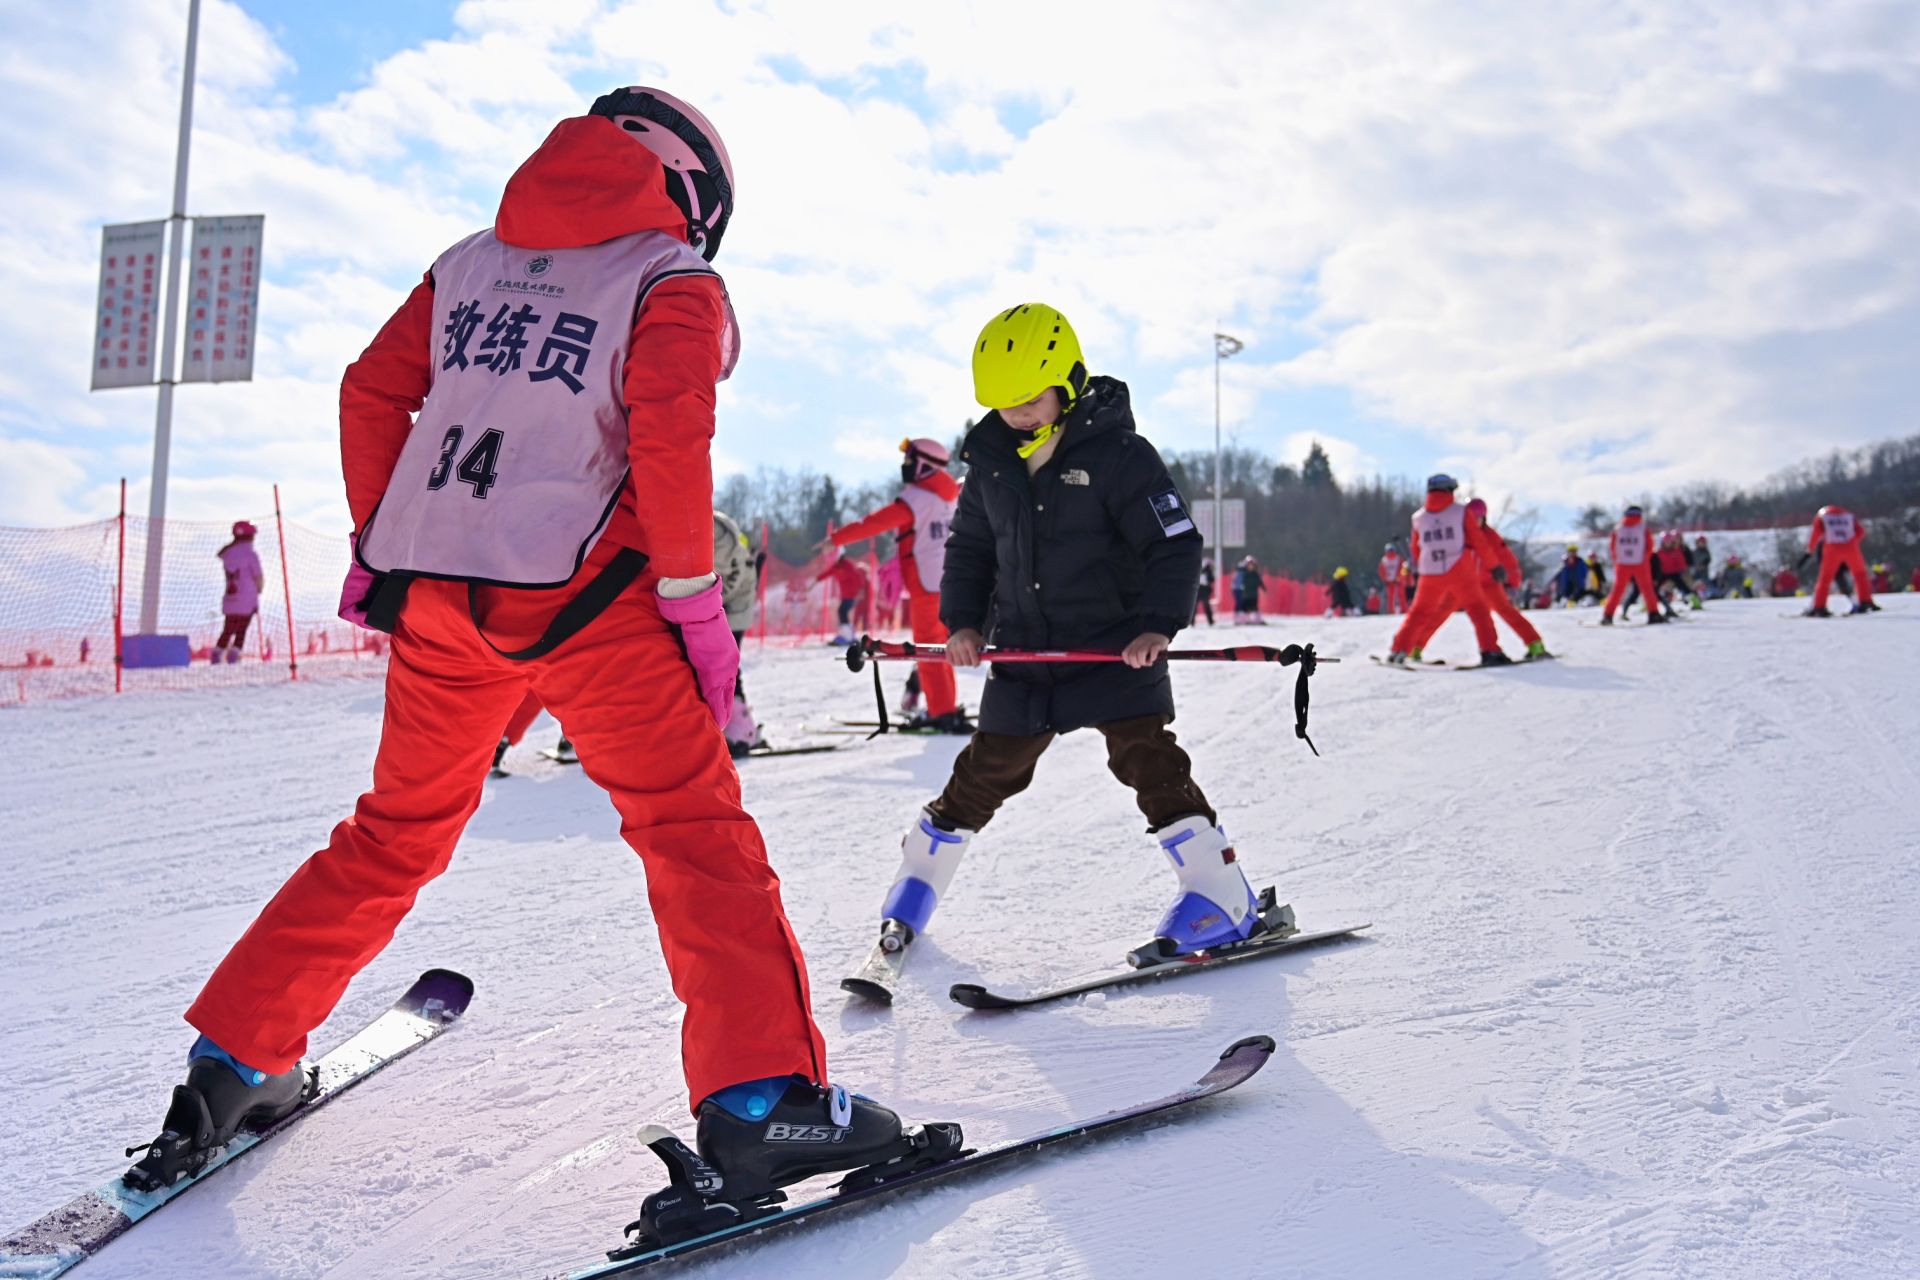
[843,636,1332,753]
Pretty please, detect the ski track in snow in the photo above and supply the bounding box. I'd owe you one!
[1,597,1916,1278]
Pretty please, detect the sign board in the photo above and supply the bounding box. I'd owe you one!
[180,215,264,383]
[90,221,166,390]
[1190,498,1246,548]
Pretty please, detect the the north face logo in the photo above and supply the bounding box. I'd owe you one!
[765,1123,849,1143]
[1063,469,1091,486]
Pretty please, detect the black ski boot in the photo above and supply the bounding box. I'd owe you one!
[615,1081,964,1255]
[491,736,510,773]
[1479,649,1515,666]
[1852,601,1881,615]
[1646,611,1669,625]
[904,710,974,734]
[124,1045,314,1192]
[1805,605,1832,618]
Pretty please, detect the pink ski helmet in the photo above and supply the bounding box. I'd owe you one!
[589,87,734,261]
[901,437,951,481]
[231,520,258,539]
[1466,497,1488,520]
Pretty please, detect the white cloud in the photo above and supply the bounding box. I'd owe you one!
[0,0,1914,533]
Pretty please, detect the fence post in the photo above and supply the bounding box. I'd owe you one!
[114,479,126,695]
[273,484,298,682]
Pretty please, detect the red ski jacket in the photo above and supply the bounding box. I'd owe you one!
[339,116,727,579]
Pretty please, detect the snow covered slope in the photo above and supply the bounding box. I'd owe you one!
[1,596,1916,1278]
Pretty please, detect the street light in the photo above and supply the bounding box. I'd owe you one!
[1212,331,1244,596]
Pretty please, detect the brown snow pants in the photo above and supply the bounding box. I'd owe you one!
[929,714,1215,833]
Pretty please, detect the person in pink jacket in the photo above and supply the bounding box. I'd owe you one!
[213,522,265,664]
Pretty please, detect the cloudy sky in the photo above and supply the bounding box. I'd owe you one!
[1,0,1914,533]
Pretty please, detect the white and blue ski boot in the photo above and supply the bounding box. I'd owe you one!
[123,1035,315,1191]
[616,1078,963,1253]
[879,809,975,945]
[1128,816,1294,967]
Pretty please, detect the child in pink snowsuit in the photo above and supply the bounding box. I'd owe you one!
[215,522,265,664]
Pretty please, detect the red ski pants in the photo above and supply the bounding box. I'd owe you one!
[909,591,956,717]
[503,688,545,745]
[1384,581,1406,615]
[185,542,827,1109]
[1812,543,1872,610]
[1478,573,1541,647]
[1605,562,1657,619]
[1391,570,1482,653]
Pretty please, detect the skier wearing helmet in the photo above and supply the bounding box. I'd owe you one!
[1601,505,1664,625]
[1464,497,1551,662]
[1381,474,1502,664]
[212,520,265,664]
[1378,541,1408,614]
[1805,504,1879,616]
[824,437,966,731]
[850,302,1292,999]
[127,88,954,1239]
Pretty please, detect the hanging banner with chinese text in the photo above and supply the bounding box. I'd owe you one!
[90,221,166,390]
[180,214,264,383]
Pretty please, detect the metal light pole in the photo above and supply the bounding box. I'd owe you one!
[1212,331,1244,595]
[137,0,202,634]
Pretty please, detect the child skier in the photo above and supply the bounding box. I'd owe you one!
[1382,474,1501,664]
[1327,566,1356,617]
[212,521,265,664]
[1378,541,1407,614]
[860,303,1282,980]
[815,552,872,645]
[1600,505,1665,625]
[714,509,770,755]
[1231,555,1266,623]
[826,438,967,731]
[1465,498,1550,661]
[126,87,942,1222]
[1805,504,1879,616]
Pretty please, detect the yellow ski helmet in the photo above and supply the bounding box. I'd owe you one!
[971,304,1087,411]
[1334,566,1349,579]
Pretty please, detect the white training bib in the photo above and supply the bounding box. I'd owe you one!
[1412,504,1468,576]
[898,481,957,595]
[357,228,739,588]
[1821,511,1857,544]
[1613,523,1648,567]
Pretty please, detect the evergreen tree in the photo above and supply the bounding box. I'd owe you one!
[1301,441,1338,490]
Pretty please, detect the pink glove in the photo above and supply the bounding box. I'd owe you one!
[657,579,739,727]
[338,535,379,631]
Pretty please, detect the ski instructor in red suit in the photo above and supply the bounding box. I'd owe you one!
[826,438,966,731]
[129,87,943,1209]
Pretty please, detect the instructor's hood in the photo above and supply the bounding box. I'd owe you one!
[495,116,691,251]
[1423,490,1455,514]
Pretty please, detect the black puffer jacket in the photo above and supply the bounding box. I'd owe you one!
[941,377,1202,736]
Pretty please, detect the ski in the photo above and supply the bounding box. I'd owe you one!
[1369,655,1447,671]
[732,744,841,760]
[554,1034,1277,1278]
[0,969,473,1280]
[840,921,914,1005]
[538,747,580,764]
[949,923,1370,1010]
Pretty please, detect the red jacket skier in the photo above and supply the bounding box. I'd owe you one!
[1378,543,1408,614]
[815,553,873,644]
[828,439,964,729]
[1383,474,1500,663]
[1601,506,1665,626]
[127,88,944,1217]
[1806,505,1878,616]
[1466,498,1550,662]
